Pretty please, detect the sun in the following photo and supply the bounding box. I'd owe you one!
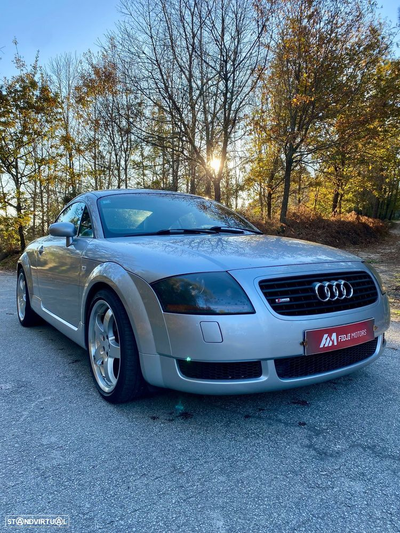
[209,157,221,173]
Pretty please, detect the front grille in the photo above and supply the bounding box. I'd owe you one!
[177,360,262,381]
[275,338,378,379]
[259,271,378,316]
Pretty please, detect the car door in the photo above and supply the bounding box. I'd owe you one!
[36,202,93,328]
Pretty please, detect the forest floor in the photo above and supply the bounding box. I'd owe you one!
[344,221,400,322]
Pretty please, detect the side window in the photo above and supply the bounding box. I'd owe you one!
[78,207,94,238]
[56,202,85,234]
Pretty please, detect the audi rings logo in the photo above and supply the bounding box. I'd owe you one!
[313,280,354,302]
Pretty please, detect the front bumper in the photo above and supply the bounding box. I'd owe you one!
[140,334,385,395]
[137,262,390,394]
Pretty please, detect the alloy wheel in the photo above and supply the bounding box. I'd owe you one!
[17,271,27,321]
[88,300,121,393]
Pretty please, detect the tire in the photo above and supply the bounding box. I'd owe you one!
[16,269,41,327]
[87,289,146,403]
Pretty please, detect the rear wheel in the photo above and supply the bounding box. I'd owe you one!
[87,289,146,403]
[16,269,41,327]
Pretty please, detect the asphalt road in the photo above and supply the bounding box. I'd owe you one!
[1,271,399,533]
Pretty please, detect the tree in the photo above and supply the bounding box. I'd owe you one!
[114,0,275,201]
[257,0,388,222]
[314,58,400,218]
[47,53,84,200]
[246,89,284,219]
[0,54,60,250]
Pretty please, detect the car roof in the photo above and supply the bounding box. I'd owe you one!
[88,189,202,199]
[60,189,213,217]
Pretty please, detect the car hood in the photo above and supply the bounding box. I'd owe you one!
[85,234,362,283]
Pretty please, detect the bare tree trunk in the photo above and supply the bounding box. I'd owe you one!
[40,182,45,235]
[372,197,380,219]
[189,160,196,195]
[297,171,302,205]
[388,180,399,221]
[204,172,212,197]
[332,190,340,215]
[13,159,26,251]
[213,177,222,203]
[16,192,26,251]
[259,183,265,219]
[46,180,51,228]
[338,193,343,215]
[32,178,37,239]
[267,190,273,220]
[280,146,294,223]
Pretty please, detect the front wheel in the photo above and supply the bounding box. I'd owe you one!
[87,289,146,403]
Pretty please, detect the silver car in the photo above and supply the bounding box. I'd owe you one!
[17,190,390,403]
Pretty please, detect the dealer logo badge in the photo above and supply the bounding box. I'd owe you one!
[320,333,338,348]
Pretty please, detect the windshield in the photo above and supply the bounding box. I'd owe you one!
[98,193,260,238]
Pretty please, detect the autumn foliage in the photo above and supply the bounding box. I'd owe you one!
[0,0,399,252]
[245,207,389,248]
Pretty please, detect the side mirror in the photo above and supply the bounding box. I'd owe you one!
[49,222,77,247]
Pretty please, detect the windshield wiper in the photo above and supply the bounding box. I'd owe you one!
[156,228,216,235]
[208,226,263,235]
[157,227,254,235]
[121,228,216,237]
[121,226,263,237]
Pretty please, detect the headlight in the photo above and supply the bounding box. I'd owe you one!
[364,262,386,295]
[151,272,255,315]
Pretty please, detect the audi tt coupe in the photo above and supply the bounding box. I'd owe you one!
[17,190,390,403]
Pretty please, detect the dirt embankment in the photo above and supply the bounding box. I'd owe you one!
[248,210,389,248]
[344,221,400,322]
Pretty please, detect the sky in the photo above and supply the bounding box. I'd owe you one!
[0,0,121,78]
[0,0,399,80]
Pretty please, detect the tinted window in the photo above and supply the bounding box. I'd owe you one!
[98,194,258,238]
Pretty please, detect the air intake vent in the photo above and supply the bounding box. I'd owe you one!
[177,360,262,381]
[275,338,378,379]
[259,271,378,316]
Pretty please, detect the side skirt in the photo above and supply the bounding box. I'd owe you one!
[31,295,86,349]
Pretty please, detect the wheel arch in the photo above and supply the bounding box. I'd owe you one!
[17,253,35,299]
[82,262,170,356]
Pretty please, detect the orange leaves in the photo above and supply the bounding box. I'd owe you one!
[291,93,315,107]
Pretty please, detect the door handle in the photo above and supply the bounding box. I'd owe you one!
[38,245,44,256]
